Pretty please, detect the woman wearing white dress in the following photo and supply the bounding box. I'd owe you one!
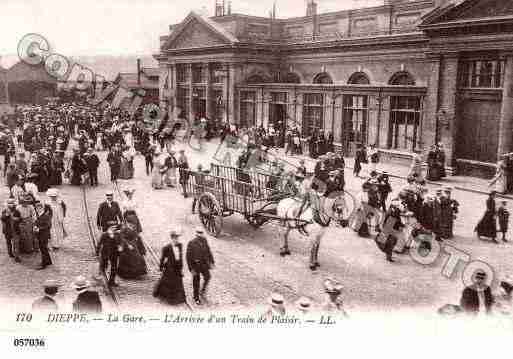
[490,157,507,194]
[46,188,67,250]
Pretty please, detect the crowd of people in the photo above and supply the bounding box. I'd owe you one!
[2,99,512,316]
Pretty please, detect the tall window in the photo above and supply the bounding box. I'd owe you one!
[343,95,368,144]
[192,87,206,118]
[176,64,189,84]
[176,87,189,119]
[211,64,223,84]
[388,96,421,151]
[192,64,206,84]
[269,92,287,128]
[211,89,224,122]
[302,93,324,136]
[240,91,256,128]
[458,59,505,88]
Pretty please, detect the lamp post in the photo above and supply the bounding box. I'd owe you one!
[375,88,385,147]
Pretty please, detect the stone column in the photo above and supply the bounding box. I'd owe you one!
[228,64,237,125]
[222,63,229,124]
[205,63,212,119]
[438,53,459,173]
[498,55,513,157]
[170,64,177,114]
[188,63,193,120]
[423,53,442,148]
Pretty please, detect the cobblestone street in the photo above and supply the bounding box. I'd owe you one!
[2,141,513,315]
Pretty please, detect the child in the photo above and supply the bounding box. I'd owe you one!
[498,201,510,242]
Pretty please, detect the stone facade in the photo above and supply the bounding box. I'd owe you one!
[155,0,513,177]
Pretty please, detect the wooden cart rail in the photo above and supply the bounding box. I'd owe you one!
[211,163,287,199]
[184,169,277,216]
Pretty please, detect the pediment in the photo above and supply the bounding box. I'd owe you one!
[422,0,513,27]
[163,11,238,51]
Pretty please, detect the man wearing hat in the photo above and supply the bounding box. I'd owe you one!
[375,200,404,262]
[96,221,122,287]
[460,269,494,315]
[1,198,22,262]
[186,227,215,305]
[32,280,60,311]
[96,192,122,233]
[84,147,100,186]
[296,297,312,315]
[72,275,102,313]
[34,201,52,269]
[264,293,286,318]
[440,186,458,240]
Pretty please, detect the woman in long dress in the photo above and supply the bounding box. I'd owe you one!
[121,189,142,233]
[164,151,178,187]
[151,150,165,189]
[117,222,147,279]
[153,229,186,305]
[46,189,67,250]
[475,191,499,243]
[17,196,36,253]
[119,146,133,180]
[490,158,507,194]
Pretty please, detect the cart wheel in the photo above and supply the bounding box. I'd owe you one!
[245,214,268,229]
[198,193,223,237]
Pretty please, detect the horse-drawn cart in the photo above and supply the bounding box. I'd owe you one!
[184,163,297,237]
[185,163,356,238]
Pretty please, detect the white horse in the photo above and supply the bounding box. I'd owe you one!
[275,186,353,271]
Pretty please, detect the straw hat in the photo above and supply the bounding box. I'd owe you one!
[268,293,285,307]
[72,276,91,292]
[296,297,312,311]
[324,278,343,295]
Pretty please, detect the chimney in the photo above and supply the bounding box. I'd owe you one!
[306,0,317,17]
[215,0,224,16]
[137,59,141,86]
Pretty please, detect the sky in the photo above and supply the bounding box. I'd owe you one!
[0,0,382,60]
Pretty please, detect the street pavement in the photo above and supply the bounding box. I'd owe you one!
[1,139,513,315]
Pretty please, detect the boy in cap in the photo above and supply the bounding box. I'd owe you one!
[321,278,348,316]
[460,270,493,315]
[32,279,60,311]
[498,200,510,243]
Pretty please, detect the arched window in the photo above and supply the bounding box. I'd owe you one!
[389,71,415,86]
[348,72,370,85]
[313,72,333,84]
[283,72,301,84]
[246,74,267,84]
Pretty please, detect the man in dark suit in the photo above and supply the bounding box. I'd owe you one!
[460,270,494,315]
[186,227,215,305]
[34,201,52,270]
[96,192,122,232]
[1,198,22,262]
[96,222,122,287]
[84,147,100,186]
[72,275,102,313]
[32,280,59,311]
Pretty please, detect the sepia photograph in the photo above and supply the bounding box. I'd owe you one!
[1,0,513,356]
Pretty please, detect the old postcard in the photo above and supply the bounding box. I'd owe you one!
[1,0,512,356]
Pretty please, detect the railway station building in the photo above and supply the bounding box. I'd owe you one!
[155,0,513,177]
